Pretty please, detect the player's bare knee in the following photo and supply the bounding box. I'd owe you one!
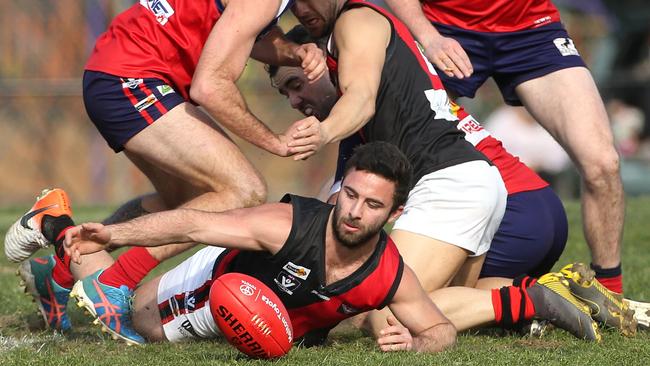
[581,150,621,191]
[237,181,267,208]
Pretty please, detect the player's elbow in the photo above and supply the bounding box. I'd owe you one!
[189,80,218,107]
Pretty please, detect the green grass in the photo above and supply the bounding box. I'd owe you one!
[1,199,650,365]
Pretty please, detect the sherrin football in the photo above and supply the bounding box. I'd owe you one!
[210,272,293,359]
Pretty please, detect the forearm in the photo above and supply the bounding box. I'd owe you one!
[385,0,441,46]
[195,76,282,154]
[251,26,301,66]
[321,88,375,144]
[411,322,457,353]
[107,210,199,248]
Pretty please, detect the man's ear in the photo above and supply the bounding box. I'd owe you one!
[387,205,404,224]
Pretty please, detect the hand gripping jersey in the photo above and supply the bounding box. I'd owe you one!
[421,0,561,32]
[326,0,488,185]
[85,0,292,100]
[213,194,404,341]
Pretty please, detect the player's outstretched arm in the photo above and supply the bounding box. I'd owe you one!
[251,26,326,82]
[384,0,472,79]
[189,0,289,156]
[64,204,291,263]
[285,8,389,160]
[382,265,456,353]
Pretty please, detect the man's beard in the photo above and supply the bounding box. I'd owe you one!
[331,204,387,248]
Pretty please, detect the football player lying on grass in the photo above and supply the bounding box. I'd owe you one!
[62,142,457,351]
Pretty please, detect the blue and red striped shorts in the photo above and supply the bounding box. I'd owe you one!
[83,70,185,152]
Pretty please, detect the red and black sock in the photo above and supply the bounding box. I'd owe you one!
[41,215,75,289]
[491,285,536,329]
[591,263,623,294]
[98,247,160,290]
[52,227,75,289]
[512,275,537,288]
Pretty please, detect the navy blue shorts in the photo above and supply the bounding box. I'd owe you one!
[480,186,567,279]
[83,71,185,152]
[433,22,587,106]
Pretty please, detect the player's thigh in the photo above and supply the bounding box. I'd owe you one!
[125,150,208,208]
[390,229,469,291]
[133,275,165,342]
[450,253,486,287]
[124,102,266,195]
[515,67,617,174]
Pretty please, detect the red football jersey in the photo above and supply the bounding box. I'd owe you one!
[421,0,561,32]
[86,0,290,100]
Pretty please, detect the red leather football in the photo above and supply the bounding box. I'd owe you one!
[210,272,293,359]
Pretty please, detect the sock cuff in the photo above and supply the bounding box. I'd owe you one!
[590,262,622,278]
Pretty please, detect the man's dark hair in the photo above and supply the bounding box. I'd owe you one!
[343,141,412,211]
[267,25,315,79]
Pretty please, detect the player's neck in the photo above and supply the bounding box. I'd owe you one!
[324,226,378,285]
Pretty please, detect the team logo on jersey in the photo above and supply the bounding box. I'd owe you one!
[134,93,158,112]
[156,84,175,96]
[282,262,311,280]
[140,0,175,26]
[553,38,580,57]
[121,78,143,89]
[274,271,301,295]
[423,89,457,122]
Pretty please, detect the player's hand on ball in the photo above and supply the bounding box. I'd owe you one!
[377,315,413,352]
[64,223,112,264]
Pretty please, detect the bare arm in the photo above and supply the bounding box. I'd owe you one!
[189,0,289,156]
[251,26,326,82]
[64,203,292,263]
[380,265,456,353]
[285,8,389,160]
[384,0,472,78]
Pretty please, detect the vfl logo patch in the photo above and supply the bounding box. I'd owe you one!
[553,38,580,57]
[140,0,175,26]
[121,78,143,89]
[274,271,300,295]
[156,84,175,96]
[134,94,158,112]
[282,262,311,280]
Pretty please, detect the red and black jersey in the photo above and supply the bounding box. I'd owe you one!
[421,0,560,32]
[212,194,404,341]
[85,0,291,100]
[327,0,489,185]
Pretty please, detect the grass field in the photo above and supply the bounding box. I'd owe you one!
[1,198,649,365]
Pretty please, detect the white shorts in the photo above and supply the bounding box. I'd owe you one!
[392,160,507,256]
[157,246,226,342]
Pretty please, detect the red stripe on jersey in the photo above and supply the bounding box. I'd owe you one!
[140,82,169,115]
[122,86,154,125]
[347,0,444,90]
[289,237,402,339]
